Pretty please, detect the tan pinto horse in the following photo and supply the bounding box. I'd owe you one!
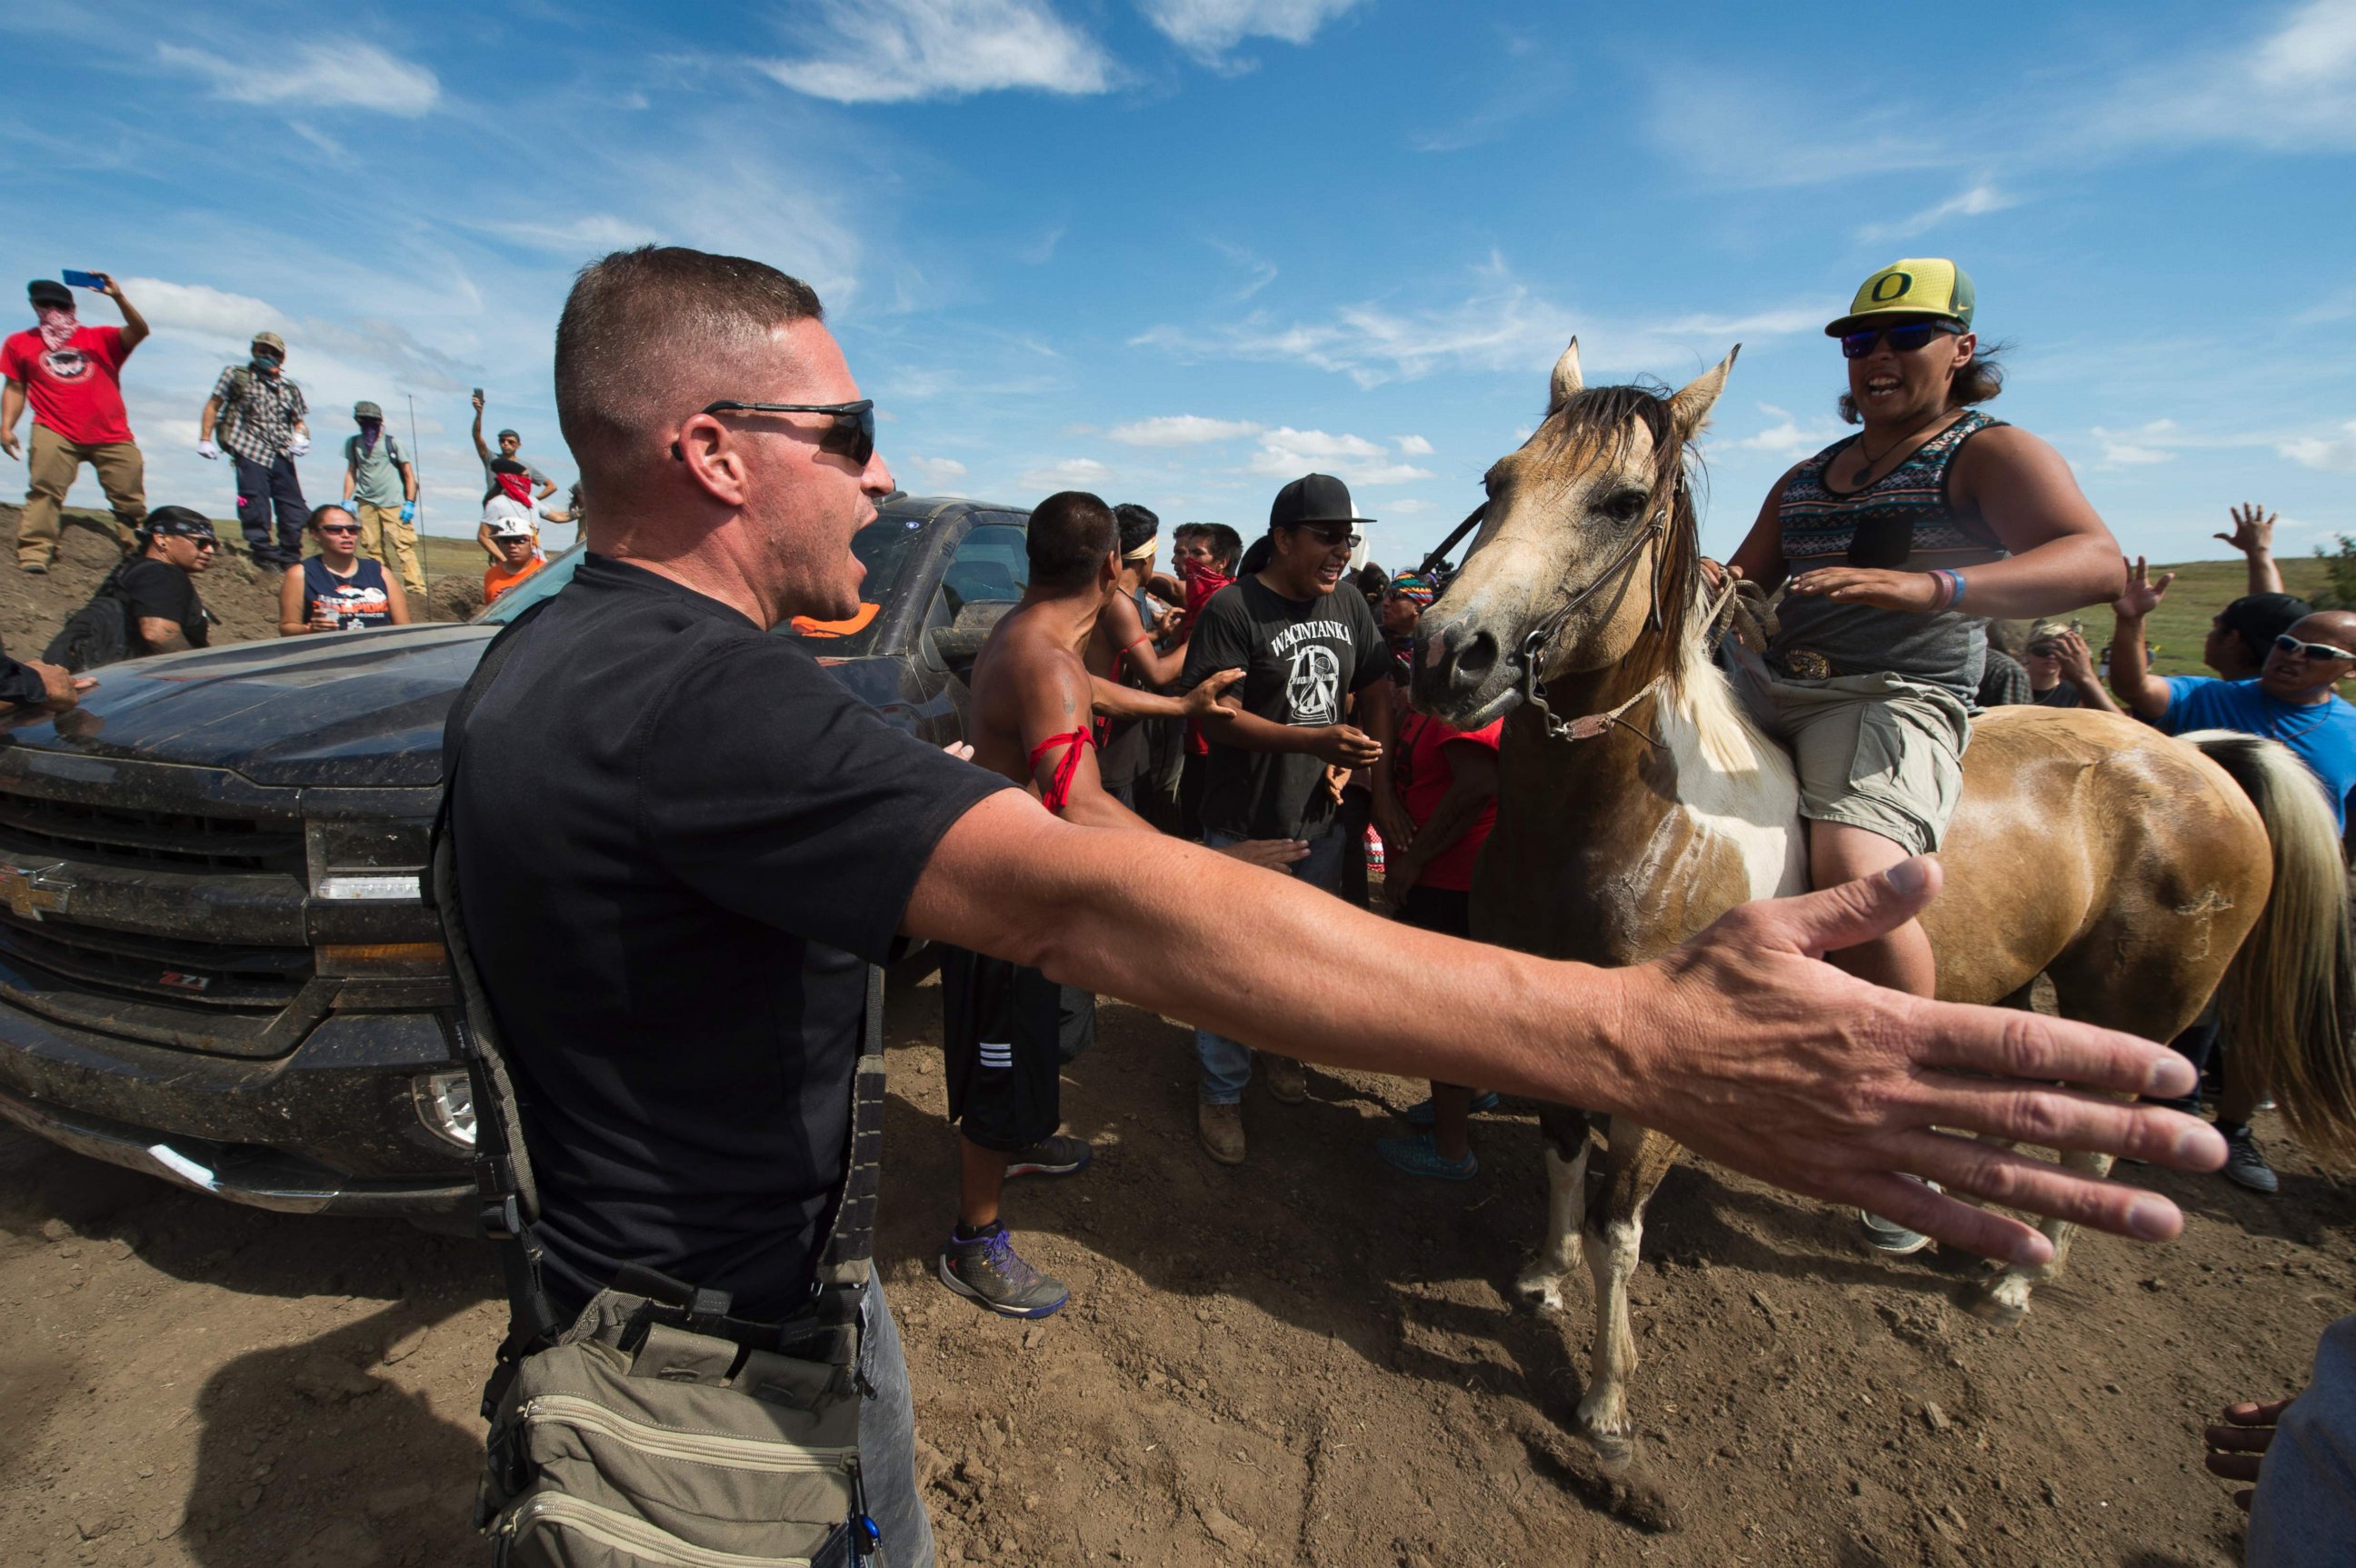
[1411,340,2356,1463]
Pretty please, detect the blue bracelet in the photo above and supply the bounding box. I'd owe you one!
[1942,568,1967,608]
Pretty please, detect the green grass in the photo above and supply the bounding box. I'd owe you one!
[2078,555,2337,677]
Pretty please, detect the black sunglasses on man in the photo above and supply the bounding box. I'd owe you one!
[675,399,877,466]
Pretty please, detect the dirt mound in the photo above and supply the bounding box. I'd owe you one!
[1,504,481,665]
[0,974,2345,1567]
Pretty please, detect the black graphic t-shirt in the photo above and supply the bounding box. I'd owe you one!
[118,559,211,654]
[1181,574,1386,841]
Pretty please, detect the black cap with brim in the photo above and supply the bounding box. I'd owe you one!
[27,280,72,308]
[1270,472,1370,529]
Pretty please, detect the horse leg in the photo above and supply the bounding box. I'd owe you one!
[1967,1147,2112,1326]
[1575,1119,1678,1464]
[1515,1104,1591,1315]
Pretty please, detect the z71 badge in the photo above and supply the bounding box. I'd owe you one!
[0,863,73,923]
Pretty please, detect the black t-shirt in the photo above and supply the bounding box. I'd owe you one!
[1180,574,1386,841]
[446,554,1010,1319]
[2032,680,2084,709]
[118,559,210,654]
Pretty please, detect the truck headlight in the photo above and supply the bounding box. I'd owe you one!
[414,1072,476,1150]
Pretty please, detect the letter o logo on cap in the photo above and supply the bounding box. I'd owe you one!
[1871,271,1914,303]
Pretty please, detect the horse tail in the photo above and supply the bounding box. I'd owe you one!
[2189,729,2356,1167]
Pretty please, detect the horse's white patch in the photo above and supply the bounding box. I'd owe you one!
[1661,629,1806,901]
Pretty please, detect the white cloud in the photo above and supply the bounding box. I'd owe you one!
[1208,238,1278,301]
[1137,255,1812,388]
[481,214,664,255]
[1249,427,1433,485]
[904,454,972,492]
[156,41,440,116]
[2281,420,2356,472]
[760,0,1115,104]
[1728,404,1846,459]
[1140,0,1367,65]
[1394,434,1434,455]
[1017,456,1113,490]
[1106,414,1263,446]
[2091,0,2356,151]
[1854,182,2017,244]
[2091,418,2184,468]
[119,277,292,344]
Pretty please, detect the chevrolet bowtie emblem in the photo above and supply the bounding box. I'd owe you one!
[0,863,74,922]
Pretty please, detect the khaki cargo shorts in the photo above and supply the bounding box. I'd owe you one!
[1762,672,1971,856]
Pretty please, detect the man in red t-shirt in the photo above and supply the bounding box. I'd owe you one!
[2,276,149,573]
[1374,671,1505,1181]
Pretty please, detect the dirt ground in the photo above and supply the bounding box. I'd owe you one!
[1,968,2347,1568]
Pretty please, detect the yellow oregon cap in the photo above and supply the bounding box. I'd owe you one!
[1826,259,1976,335]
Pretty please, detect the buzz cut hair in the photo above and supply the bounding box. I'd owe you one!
[1028,491,1118,591]
[554,245,824,469]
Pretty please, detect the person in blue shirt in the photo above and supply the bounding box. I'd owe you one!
[2109,557,2356,1195]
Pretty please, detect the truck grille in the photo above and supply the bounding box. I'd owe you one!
[0,795,302,874]
[0,910,312,1010]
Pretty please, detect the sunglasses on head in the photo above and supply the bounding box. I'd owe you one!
[1289,524,1363,549]
[2274,633,2356,662]
[693,399,876,465]
[1841,321,1962,359]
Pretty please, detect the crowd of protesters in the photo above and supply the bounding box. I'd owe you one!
[3,250,2349,1562]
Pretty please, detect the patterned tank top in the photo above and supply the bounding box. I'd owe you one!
[301,556,394,630]
[1768,409,2009,700]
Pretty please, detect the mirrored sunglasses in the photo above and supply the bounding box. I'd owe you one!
[2274,633,2356,662]
[698,399,876,465]
[1841,322,1961,359]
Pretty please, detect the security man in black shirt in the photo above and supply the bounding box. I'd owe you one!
[444,247,2226,1559]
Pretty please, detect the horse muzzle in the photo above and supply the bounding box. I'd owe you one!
[1411,615,1527,728]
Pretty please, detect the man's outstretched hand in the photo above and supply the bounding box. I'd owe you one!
[1182,668,1244,722]
[1606,856,2224,1266]
[2204,1396,2294,1512]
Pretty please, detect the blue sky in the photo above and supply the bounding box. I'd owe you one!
[4,0,2352,573]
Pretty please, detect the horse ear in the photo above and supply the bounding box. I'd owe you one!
[1547,336,1583,413]
[1668,345,1740,434]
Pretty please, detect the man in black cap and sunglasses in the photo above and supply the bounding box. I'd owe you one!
[1179,473,1396,1163]
[439,245,2225,1564]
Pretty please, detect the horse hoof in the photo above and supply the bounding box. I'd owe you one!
[1579,1423,1638,1470]
[1964,1279,2031,1327]
[1514,1272,1566,1315]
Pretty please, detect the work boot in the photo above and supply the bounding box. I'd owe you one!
[1263,1054,1308,1104]
[937,1222,1068,1318]
[2221,1125,2280,1194]
[1005,1133,1093,1179]
[1197,1101,1245,1165]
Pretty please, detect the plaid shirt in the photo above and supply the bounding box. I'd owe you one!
[211,364,308,464]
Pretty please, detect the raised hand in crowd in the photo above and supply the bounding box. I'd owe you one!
[2216,502,2284,596]
[2110,554,2175,622]
[2204,1395,2294,1511]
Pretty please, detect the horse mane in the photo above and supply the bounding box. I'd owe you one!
[1546,381,1780,780]
[1542,382,1704,695]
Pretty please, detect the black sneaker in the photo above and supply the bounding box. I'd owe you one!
[1004,1134,1092,1179]
[2222,1127,2280,1194]
[937,1223,1069,1318]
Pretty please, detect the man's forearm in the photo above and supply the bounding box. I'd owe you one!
[1090,676,1184,720]
[1,383,23,438]
[2247,548,2284,597]
[199,398,218,440]
[116,295,150,345]
[2107,614,2170,720]
[910,794,1625,1104]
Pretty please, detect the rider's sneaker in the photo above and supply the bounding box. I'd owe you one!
[1858,1176,1942,1256]
[937,1223,1069,1318]
[1376,1132,1480,1182]
[1004,1134,1093,1179]
[2222,1126,2280,1194]
[1263,1055,1308,1104]
[1405,1091,1500,1127]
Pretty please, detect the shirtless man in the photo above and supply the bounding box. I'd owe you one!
[937,491,1289,1317]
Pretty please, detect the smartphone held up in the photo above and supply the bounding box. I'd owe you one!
[61,270,105,290]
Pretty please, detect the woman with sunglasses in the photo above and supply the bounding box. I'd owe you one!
[279,503,409,635]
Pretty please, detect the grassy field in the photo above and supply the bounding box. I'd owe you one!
[2075,554,2338,677]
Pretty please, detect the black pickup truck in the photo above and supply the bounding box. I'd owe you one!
[0,494,1029,1224]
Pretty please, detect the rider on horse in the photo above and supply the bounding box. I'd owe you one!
[1722,259,2125,1003]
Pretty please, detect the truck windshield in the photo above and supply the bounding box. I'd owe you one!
[475,515,932,655]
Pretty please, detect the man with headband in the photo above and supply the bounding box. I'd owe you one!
[4,275,150,572]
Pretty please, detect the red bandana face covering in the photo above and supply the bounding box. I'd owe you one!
[36,305,78,353]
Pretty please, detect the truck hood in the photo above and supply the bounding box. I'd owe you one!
[0,625,499,789]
